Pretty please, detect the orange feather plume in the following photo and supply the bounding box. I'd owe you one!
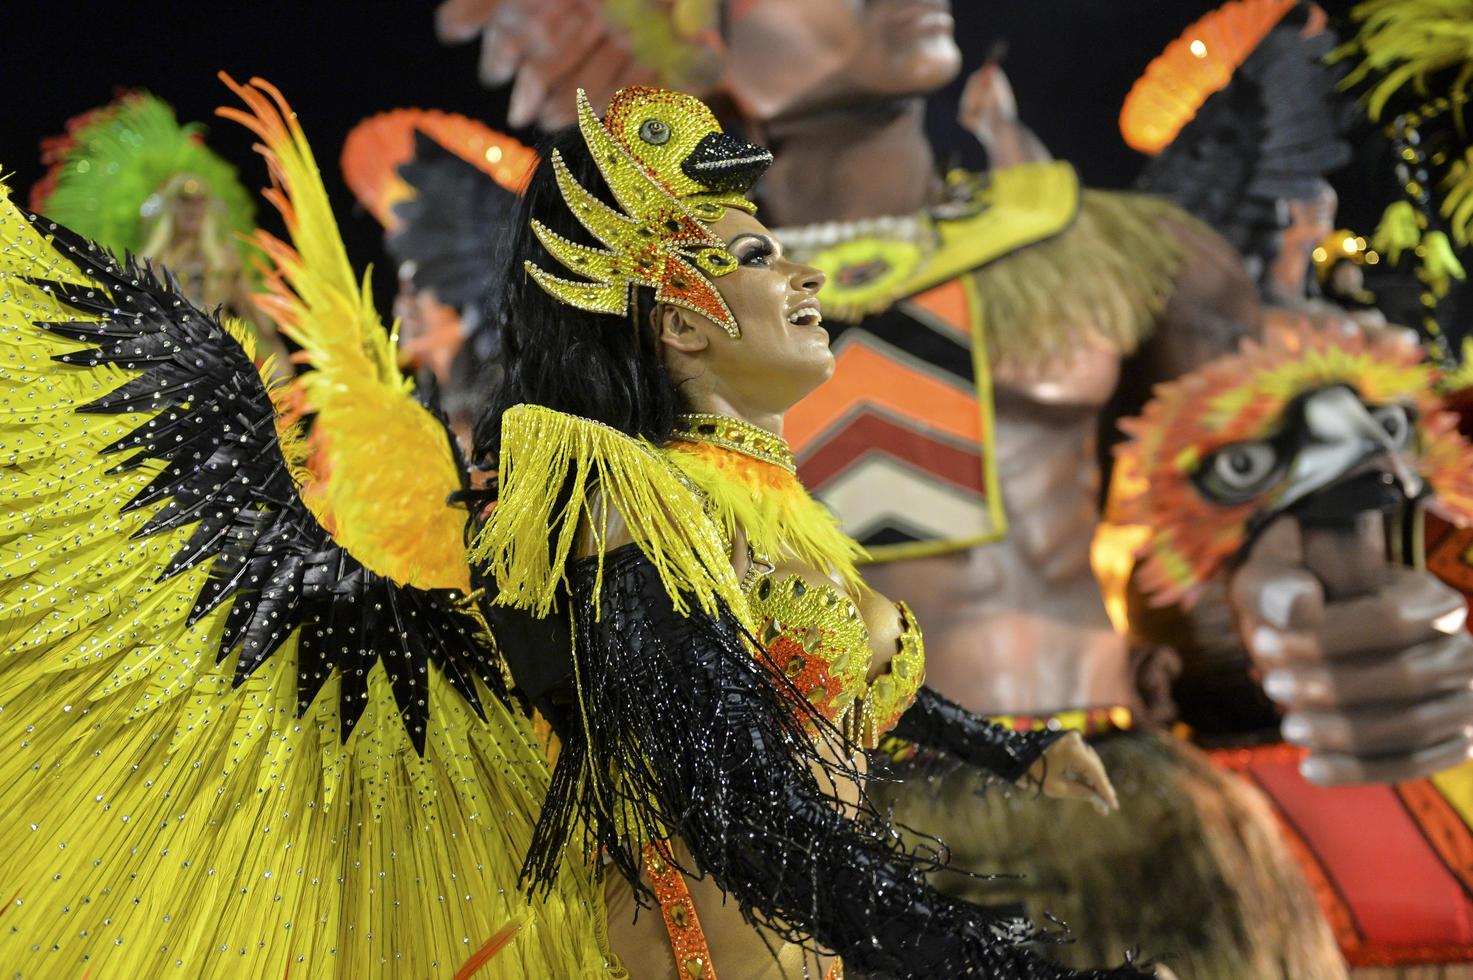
[341,109,536,230]
[1120,0,1297,155]
[218,73,473,593]
[453,917,526,980]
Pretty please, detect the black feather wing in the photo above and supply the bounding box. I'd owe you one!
[10,203,504,755]
[1136,16,1352,254]
[390,130,518,313]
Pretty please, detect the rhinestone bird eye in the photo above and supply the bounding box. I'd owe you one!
[638,118,671,145]
[693,247,737,278]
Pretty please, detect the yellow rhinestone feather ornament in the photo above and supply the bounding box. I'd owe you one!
[0,80,613,978]
[526,86,771,337]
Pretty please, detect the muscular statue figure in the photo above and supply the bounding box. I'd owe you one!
[428,1,1473,974]
[720,2,1472,976]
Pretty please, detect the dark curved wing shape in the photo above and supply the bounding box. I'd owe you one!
[1137,13,1352,254]
[390,130,519,314]
[12,203,503,754]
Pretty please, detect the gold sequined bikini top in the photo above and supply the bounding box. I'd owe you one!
[665,415,925,748]
[748,573,924,748]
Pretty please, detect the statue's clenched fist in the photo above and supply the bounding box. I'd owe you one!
[1231,515,1473,785]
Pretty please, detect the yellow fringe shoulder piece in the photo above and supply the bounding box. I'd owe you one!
[665,442,866,591]
[472,405,747,621]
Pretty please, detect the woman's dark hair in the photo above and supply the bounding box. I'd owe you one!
[471,124,680,470]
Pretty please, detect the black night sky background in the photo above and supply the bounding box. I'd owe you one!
[3,1,1363,306]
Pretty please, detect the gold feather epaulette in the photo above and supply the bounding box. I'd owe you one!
[664,439,867,592]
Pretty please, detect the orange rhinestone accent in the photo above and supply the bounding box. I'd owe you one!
[671,413,796,472]
[645,842,718,980]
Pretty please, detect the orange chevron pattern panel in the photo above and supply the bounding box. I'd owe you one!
[786,342,980,450]
[788,280,1003,557]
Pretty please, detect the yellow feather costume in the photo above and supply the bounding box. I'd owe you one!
[220,75,472,593]
[0,77,613,979]
[664,439,866,592]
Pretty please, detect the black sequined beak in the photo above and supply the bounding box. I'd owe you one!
[681,131,773,194]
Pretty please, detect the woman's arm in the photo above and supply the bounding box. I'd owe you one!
[524,544,1150,979]
[891,685,1063,782]
[891,688,1120,813]
[856,583,1118,809]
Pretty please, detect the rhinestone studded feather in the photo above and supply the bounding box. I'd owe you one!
[0,185,608,977]
[2,207,501,752]
[525,87,773,337]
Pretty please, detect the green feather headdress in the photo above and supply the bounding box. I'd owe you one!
[30,91,256,260]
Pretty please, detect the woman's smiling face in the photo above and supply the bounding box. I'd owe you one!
[659,207,832,416]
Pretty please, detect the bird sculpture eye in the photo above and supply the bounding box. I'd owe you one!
[1370,404,1412,448]
[1199,441,1281,504]
[638,118,671,145]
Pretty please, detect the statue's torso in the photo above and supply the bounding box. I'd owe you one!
[862,343,1138,716]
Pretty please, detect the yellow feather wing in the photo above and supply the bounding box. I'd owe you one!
[0,107,609,978]
[219,73,471,593]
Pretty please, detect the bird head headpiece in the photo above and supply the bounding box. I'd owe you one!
[1116,323,1473,607]
[525,85,772,337]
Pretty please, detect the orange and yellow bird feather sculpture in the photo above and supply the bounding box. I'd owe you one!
[1117,323,1473,607]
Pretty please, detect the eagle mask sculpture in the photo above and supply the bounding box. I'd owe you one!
[1116,323,1473,608]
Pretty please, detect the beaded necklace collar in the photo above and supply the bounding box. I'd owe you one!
[670,413,796,474]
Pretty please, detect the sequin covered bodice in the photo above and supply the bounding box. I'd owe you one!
[659,415,924,748]
[745,573,925,749]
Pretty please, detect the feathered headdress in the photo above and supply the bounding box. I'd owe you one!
[30,91,256,260]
